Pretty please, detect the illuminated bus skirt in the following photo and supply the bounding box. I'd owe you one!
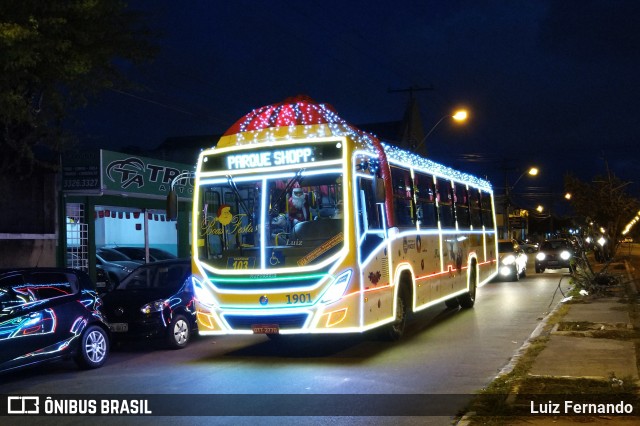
[193,266,497,336]
[195,288,368,336]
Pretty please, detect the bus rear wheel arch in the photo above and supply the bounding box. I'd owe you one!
[457,260,477,309]
[381,275,412,341]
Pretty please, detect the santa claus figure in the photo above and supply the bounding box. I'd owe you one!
[288,188,310,225]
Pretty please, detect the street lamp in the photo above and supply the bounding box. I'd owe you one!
[511,167,538,188]
[411,109,468,153]
[504,166,538,239]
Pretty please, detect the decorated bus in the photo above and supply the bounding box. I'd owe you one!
[179,95,498,340]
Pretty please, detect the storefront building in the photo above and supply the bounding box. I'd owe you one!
[60,150,193,284]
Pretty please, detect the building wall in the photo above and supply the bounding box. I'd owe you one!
[0,173,58,268]
[0,238,57,267]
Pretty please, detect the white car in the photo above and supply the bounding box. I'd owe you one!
[517,239,539,253]
[498,239,528,281]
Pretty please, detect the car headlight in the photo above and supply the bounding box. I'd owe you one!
[501,255,516,265]
[321,270,352,304]
[140,299,167,314]
[560,250,571,260]
[536,252,546,261]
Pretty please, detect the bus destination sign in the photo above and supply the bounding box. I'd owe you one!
[201,141,343,173]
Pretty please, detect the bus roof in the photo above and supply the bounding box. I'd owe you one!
[211,95,492,191]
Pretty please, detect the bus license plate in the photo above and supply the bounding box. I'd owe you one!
[252,324,279,334]
[110,323,128,333]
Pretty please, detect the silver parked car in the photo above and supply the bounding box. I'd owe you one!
[96,247,141,287]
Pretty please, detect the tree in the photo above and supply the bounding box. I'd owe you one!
[0,0,157,177]
[564,164,639,257]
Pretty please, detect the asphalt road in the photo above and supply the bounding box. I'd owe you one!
[1,259,573,426]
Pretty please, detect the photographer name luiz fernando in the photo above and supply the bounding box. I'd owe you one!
[530,400,634,415]
[44,397,152,415]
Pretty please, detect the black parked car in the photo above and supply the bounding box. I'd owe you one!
[0,268,110,374]
[100,259,196,349]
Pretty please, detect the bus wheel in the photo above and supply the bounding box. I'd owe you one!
[382,286,409,341]
[445,298,460,309]
[458,266,477,309]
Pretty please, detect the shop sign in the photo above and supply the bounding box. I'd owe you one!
[62,151,101,191]
[102,150,194,197]
[509,216,525,228]
[62,150,194,198]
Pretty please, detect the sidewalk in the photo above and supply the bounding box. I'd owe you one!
[459,249,640,425]
[528,257,638,382]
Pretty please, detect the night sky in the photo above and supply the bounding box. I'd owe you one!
[69,0,640,205]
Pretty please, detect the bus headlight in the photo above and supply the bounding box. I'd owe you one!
[560,250,571,260]
[321,270,352,304]
[536,252,546,261]
[192,276,217,307]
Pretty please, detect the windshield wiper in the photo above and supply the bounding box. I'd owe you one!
[226,175,251,220]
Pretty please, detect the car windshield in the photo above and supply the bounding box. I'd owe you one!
[114,247,176,261]
[541,240,570,250]
[149,249,176,260]
[498,242,515,253]
[117,263,190,290]
[98,248,131,262]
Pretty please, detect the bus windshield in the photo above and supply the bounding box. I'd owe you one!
[197,171,344,271]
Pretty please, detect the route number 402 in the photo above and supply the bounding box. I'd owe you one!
[285,293,312,304]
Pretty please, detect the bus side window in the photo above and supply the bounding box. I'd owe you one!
[469,188,483,229]
[437,178,455,229]
[455,183,471,230]
[356,177,384,262]
[356,177,383,231]
[390,166,415,227]
[480,191,495,228]
[414,172,437,228]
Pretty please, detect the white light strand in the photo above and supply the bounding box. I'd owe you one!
[220,100,492,191]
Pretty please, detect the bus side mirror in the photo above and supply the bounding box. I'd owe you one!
[372,177,386,203]
[167,190,178,221]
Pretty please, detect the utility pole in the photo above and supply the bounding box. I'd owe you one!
[388,85,435,98]
[388,85,434,154]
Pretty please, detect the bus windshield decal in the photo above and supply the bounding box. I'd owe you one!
[297,232,344,266]
[201,211,254,236]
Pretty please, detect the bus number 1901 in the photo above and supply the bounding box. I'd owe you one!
[285,293,312,304]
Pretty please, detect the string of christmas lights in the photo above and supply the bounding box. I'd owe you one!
[215,96,492,190]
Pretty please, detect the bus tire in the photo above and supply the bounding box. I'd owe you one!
[382,284,410,341]
[458,264,477,309]
[445,298,460,309]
